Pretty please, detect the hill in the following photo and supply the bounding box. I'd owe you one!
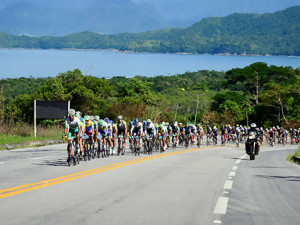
[0,6,299,55]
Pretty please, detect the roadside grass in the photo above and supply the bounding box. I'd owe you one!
[287,147,300,165]
[0,122,62,147]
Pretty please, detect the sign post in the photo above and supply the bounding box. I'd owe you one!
[34,100,37,138]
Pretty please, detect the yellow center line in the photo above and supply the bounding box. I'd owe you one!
[0,145,225,199]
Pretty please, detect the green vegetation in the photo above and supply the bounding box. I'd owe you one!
[0,63,299,130]
[0,6,300,55]
[287,148,300,165]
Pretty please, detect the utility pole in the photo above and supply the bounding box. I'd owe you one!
[255,71,259,105]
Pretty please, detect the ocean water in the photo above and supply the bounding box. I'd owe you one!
[0,49,300,78]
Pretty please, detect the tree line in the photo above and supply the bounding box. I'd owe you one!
[0,62,299,128]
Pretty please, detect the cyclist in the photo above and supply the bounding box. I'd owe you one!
[158,123,167,151]
[184,122,191,144]
[64,109,82,157]
[116,115,127,148]
[76,111,84,157]
[111,120,117,154]
[104,118,113,155]
[171,121,180,145]
[98,119,108,154]
[84,115,95,144]
[145,119,156,149]
[212,126,218,144]
[130,118,143,148]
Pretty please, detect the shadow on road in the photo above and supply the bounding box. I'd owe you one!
[33,158,68,167]
[256,175,300,182]
[231,157,248,161]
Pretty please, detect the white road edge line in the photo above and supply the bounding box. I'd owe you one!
[213,220,222,224]
[232,165,238,171]
[235,159,241,164]
[214,197,229,214]
[0,162,4,165]
[229,171,236,177]
[224,180,233,190]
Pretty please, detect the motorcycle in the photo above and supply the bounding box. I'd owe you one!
[246,131,259,160]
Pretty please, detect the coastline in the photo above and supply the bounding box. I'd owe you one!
[0,47,299,58]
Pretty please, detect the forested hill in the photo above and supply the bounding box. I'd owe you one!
[0,6,300,55]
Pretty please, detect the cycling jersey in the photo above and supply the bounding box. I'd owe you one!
[65,117,81,137]
[145,122,156,136]
[98,121,108,135]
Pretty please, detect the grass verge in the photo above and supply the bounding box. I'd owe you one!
[287,147,300,165]
[0,123,62,150]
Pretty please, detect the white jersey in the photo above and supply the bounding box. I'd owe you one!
[145,122,156,135]
[65,117,81,130]
[131,122,143,133]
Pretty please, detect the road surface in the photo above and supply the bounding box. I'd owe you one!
[0,141,299,225]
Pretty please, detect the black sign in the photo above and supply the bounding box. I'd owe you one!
[36,101,69,119]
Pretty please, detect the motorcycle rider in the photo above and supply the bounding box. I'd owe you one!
[246,123,260,155]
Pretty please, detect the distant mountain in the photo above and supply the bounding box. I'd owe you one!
[133,0,300,27]
[0,0,168,36]
[0,6,300,56]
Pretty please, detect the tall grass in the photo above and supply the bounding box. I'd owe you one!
[0,121,62,145]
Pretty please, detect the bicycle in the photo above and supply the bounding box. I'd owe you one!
[133,135,140,156]
[117,134,126,156]
[172,134,177,150]
[83,134,91,161]
[221,135,225,146]
[66,135,80,167]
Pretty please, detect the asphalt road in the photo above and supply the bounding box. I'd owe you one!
[0,141,299,225]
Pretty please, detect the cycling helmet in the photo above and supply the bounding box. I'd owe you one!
[251,123,257,128]
[162,122,166,126]
[135,118,139,123]
[80,118,84,122]
[118,115,123,120]
[174,122,178,126]
[147,119,152,123]
[104,118,109,123]
[159,124,163,128]
[95,115,100,120]
[110,120,114,124]
[90,116,95,121]
[99,120,104,126]
[68,109,75,116]
[179,123,182,125]
[166,122,169,126]
[75,111,81,118]
[84,115,90,121]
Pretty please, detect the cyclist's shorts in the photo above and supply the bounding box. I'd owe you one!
[118,129,126,135]
[85,129,92,135]
[68,129,78,139]
[99,129,107,136]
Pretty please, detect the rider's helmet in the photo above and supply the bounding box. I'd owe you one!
[147,119,152,124]
[75,111,81,118]
[110,120,114,124]
[90,116,95,121]
[159,124,163,128]
[162,122,166,126]
[118,115,123,120]
[174,122,178,127]
[84,115,90,121]
[68,109,75,116]
[135,118,139,123]
[251,123,257,128]
[95,115,100,121]
[104,118,110,123]
[99,119,104,126]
